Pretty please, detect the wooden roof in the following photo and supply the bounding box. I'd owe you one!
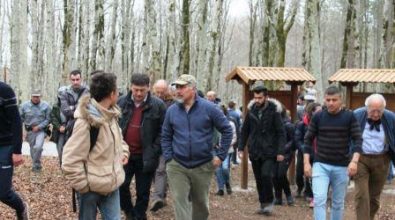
[329,69,395,83]
[225,66,316,84]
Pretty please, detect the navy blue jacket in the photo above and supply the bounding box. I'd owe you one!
[161,95,233,168]
[354,107,395,164]
[0,82,23,153]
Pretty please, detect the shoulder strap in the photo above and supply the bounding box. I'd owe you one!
[89,126,100,152]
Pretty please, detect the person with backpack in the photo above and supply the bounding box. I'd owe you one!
[20,89,51,172]
[0,81,29,219]
[59,70,89,140]
[118,73,166,220]
[273,106,295,206]
[294,102,321,208]
[62,72,129,220]
[304,86,362,220]
[50,86,67,165]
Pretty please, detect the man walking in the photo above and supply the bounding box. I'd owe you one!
[20,90,51,172]
[162,74,232,220]
[62,72,129,220]
[59,70,89,140]
[118,73,166,220]
[238,81,286,215]
[150,79,173,212]
[353,94,395,220]
[0,81,29,219]
[304,86,362,220]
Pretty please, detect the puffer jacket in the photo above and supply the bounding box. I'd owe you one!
[239,99,286,159]
[62,95,129,195]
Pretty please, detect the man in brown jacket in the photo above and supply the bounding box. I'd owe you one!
[62,72,129,220]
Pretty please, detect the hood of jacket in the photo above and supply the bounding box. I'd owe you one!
[74,95,121,128]
[247,98,283,113]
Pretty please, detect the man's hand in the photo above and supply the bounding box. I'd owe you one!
[238,151,243,160]
[213,156,222,168]
[348,161,358,177]
[32,126,40,132]
[12,154,24,166]
[59,125,66,133]
[304,162,312,177]
[121,156,128,165]
[277,155,284,162]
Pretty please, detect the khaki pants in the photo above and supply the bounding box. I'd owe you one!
[166,159,215,220]
[354,154,390,220]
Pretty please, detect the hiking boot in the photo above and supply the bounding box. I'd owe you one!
[150,199,165,212]
[17,203,29,220]
[273,198,283,206]
[286,195,295,206]
[296,189,303,198]
[262,203,274,215]
[216,189,224,196]
[124,211,135,220]
[225,183,232,195]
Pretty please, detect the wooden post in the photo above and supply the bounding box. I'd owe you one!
[341,82,357,109]
[241,83,250,189]
[287,82,302,185]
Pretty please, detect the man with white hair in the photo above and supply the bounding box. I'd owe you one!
[353,93,395,220]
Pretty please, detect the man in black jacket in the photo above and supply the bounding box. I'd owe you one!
[0,81,28,219]
[118,73,166,220]
[238,81,286,215]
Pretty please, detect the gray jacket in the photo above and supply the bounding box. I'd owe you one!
[20,101,51,130]
[59,85,89,120]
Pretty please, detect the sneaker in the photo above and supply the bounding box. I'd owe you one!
[309,198,314,208]
[17,203,29,220]
[262,203,274,215]
[225,183,232,195]
[124,211,135,220]
[150,199,165,212]
[286,195,295,206]
[216,189,224,196]
[273,198,283,205]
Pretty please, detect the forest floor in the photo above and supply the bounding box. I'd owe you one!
[1,156,395,220]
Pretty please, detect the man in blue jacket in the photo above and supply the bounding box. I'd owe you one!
[353,94,395,220]
[161,74,232,220]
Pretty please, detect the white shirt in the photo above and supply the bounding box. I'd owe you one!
[362,123,386,154]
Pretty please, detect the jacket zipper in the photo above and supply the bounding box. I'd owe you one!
[109,123,117,190]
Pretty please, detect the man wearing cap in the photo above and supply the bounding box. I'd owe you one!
[20,90,51,172]
[162,74,232,220]
[238,81,286,215]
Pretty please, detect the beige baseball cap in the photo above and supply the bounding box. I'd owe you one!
[171,74,197,86]
[31,89,42,97]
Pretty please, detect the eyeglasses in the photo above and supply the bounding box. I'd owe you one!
[368,109,384,114]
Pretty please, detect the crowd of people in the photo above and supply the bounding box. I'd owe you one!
[0,71,395,220]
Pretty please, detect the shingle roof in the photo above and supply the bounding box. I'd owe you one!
[329,69,395,83]
[225,66,316,83]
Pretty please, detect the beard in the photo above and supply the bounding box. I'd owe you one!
[175,97,184,104]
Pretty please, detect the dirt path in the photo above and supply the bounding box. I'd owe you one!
[1,157,394,219]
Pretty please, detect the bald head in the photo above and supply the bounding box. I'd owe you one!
[206,91,216,102]
[153,79,169,100]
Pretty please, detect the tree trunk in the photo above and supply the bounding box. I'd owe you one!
[248,0,258,66]
[178,0,191,76]
[379,0,394,68]
[304,0,323,97]
[90,0,104,72]
[62,0,73,82]
[106,0,119,70]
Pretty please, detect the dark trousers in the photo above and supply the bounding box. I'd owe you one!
[296,150,304,192]
[251,157,275,204]
[120,155,155,220]
[296,150,313,198]
[0,146,25,217]
[272,161,291,199]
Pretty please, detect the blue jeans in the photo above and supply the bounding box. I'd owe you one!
[79,189,121,220]
[215,153,231,190]
[0,146,25,217]
[387,161,394,182]
[312,162,349,220]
